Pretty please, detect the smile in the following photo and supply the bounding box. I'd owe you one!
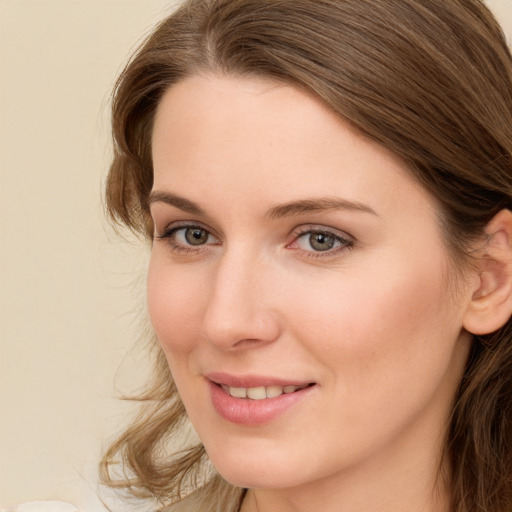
[207,376,317,425]
[221,384,311,400]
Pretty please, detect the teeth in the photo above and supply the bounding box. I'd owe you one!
[247,386,267,400]
[266,385,284,398]
[229,387,247,398]
[224,384,307,399]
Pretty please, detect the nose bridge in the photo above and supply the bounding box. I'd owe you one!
[202,244,279,349]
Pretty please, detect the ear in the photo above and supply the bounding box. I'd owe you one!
[463,209,512,335]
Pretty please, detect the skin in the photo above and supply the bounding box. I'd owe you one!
[148,74,476,512]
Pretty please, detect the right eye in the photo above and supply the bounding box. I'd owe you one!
[156,224,220,253]
[175,227,211,246]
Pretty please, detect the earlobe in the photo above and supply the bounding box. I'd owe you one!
[463,209,512,336]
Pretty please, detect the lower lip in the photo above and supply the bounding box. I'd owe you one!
[208,381,315,425]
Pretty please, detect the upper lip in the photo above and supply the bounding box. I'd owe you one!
[205,372,314,388]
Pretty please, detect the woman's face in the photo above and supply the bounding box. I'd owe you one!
[148,74,473,492]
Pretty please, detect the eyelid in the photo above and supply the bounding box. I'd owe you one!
[290,224,354,241]
[287,224,355,256]
[155,220,217,240]
[154,220,221,256]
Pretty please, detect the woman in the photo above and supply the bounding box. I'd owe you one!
[100,1,512,511]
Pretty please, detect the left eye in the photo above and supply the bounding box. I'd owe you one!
[295,230,351,252]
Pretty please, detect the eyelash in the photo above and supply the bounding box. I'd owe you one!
[154,222,354,258]
[155,221,219,255]
[289,225,354,259]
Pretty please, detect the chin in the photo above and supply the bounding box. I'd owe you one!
[204,441,316,490]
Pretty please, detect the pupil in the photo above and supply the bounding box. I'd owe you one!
[185,228,208,245]
[310,232,334,251]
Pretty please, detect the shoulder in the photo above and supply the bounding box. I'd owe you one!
[161,486,243,512]
[161,492,203,512]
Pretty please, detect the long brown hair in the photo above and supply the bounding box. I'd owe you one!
[101,1,512,511]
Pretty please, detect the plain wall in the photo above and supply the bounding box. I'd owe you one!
[0,0,511,510]
[0,1,179,509]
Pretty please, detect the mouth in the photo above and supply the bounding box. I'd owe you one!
[206,372,317,400]
[206,375,317,424]
[217,382,315,400]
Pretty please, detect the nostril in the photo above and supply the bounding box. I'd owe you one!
[233,338,265,349]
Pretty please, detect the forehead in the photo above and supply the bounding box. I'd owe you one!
[151,73,435,223]
[152,73,342,157]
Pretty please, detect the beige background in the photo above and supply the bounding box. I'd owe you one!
[0,1,179,509]
[1,0,511,510]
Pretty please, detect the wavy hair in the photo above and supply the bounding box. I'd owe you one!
[100,1,512,511]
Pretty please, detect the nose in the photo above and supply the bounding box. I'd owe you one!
[201,249,281,351]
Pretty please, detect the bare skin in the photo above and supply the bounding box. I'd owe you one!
[149,74,483,512]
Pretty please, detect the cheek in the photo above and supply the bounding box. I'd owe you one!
[286,253,462,394]
[278,256,467,462]
[147,255,207,357]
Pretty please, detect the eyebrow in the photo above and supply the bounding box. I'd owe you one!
[266,197,378,219]
[148,191,377,218]
[147,191,205,215]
